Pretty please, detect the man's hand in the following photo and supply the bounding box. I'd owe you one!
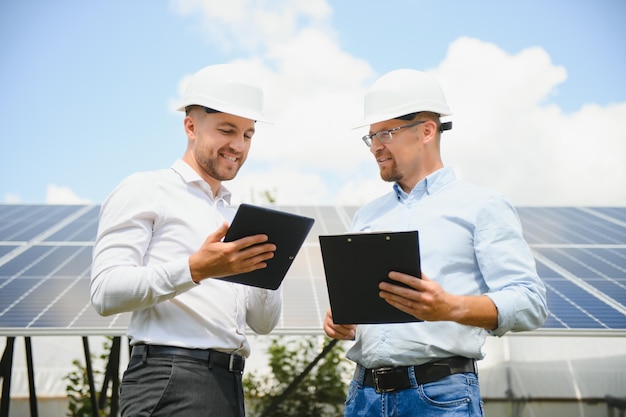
[323,308,356,340]
[189,222,276,283]
[379,271,498,330]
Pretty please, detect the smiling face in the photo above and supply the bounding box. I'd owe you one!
[368,115,442,193]
[369,119,423,190]
[182,107,256,194]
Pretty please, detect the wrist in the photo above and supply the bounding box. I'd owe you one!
[188,255,204,284]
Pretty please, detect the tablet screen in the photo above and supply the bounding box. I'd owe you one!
[218,204,315,289]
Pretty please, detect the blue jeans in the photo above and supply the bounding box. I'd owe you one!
[345,366,484,417]
[120,354,245,417]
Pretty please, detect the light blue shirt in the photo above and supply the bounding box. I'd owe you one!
[346,166,548,368]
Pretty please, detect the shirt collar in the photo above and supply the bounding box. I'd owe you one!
[393,166,456,202]
[171,159,232,203]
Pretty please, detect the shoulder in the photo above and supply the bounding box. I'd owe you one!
[101,167,179,211]
[441,175,513,210]
[430,173,521,230]
[450,180,521,230]
[114,168,178,193]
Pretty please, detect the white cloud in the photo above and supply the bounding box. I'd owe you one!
[171,1,626,207]
[45,185,92,205]
[227,168,330,205]
[3,193,22,204]
[436,37,626,206]
[171,0,332,52]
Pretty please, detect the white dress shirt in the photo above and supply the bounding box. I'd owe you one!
[90,159,282,357]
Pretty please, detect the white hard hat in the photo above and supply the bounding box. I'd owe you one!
[176,63,271,123]
[354,69,452,128]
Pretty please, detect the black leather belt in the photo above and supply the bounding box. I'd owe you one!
[359,356,476,393]
[131,344,245,373]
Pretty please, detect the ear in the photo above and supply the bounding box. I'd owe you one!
[421,120,438,144]
[184,115,196,140]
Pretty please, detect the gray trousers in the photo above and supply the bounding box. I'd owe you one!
[119,354,245,417]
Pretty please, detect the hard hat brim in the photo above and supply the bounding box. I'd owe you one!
[176,99,272,124]
[352,104,452,130]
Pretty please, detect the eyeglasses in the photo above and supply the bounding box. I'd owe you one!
[361,121,426,147]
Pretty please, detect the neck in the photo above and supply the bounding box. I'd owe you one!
[399,159,443,194]
[182,153,222,197]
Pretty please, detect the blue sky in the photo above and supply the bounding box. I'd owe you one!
[1,0,625,206]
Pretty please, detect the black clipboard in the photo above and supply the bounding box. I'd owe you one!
[319,231,422,324]
[218,204,315,289]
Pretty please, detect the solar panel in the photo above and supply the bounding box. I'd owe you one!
[0,204,83,242]
[517,207,626,245]
[0,205,625,337]
[0,245,17,259]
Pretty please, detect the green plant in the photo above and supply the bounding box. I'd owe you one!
[243,336,351,417]
[64,337,112,417]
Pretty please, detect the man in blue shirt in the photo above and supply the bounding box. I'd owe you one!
[323,69,548,417]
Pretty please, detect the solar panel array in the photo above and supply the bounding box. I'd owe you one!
[0,204,624,336]
[516,207,626,331]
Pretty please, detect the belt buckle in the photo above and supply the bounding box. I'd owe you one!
[372,367,395,393]
[229,354,245,373]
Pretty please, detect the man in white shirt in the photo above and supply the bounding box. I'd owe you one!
[90,63,282,417]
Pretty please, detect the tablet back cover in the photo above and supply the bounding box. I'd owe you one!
[319,231,421,324]
[219,204,315,290]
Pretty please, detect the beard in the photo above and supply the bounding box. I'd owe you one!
[377,155,402,183]
[380,168,402,183]
[195,151,243,182]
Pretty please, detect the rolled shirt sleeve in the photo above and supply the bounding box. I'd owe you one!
[474,196,548,336]
[246,287,283,335]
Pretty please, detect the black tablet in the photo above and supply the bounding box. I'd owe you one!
[319,231,422,324]
[218,204,315,289]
